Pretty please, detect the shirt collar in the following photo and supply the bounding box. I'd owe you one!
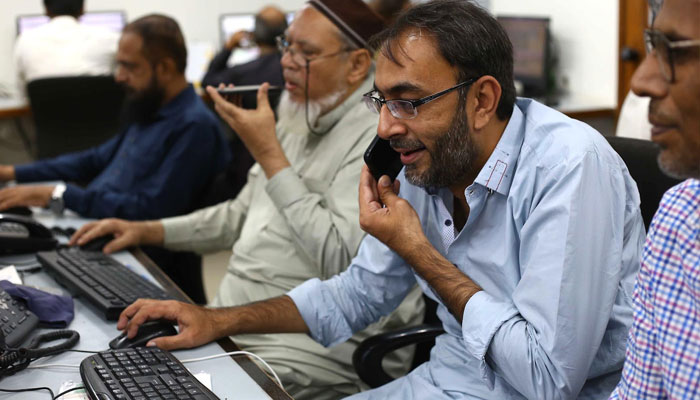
[310,71,374,135]
[156,85,196,119]
[472,101,526,196]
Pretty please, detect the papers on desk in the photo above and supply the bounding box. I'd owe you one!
[0,265,22,285]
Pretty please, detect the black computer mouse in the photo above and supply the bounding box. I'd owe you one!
[109,320,178,349]
[79,234,116,252]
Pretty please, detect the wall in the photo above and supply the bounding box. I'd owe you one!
[492,0,619,110]
[0,0,619,109]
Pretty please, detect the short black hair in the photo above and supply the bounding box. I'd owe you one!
[123,14,187,74]
[253,14,287,47]
[371,0,516,120]
[44,0,83,17]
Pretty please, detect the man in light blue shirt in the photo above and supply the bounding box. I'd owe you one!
[115,1,645,398]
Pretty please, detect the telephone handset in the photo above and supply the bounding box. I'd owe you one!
[0,213,57,254]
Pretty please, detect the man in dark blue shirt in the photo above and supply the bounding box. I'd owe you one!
[0,14,231,221]
[0,14,230,304]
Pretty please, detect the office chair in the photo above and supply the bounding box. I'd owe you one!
[604,136,682,229]
[352,135,682,389]
[26,75,125,159]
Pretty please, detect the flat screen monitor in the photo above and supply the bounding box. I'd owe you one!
[16,11,126,35]
[497,16,550,97]
[219,13,256,46]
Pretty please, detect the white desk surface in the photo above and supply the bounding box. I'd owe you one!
[0,209,282,399]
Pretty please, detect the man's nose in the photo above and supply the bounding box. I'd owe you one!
[630,52,668,100]
[377,104,407,140]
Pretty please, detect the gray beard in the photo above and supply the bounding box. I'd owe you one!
[399,102,478,189]
[276,90,346,136]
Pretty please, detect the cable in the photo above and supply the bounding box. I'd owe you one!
[0,330,80,377]
[26,363,78,369]
[53,385,84,399]
[0,386,54,398]
[181,350,283,389]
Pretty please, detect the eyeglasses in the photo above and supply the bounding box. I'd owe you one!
[644,29,700,83]
[276,35,351,68]
[362,78,477,120]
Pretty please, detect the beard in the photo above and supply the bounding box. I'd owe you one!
[276,89,346,136]
[393,98,478,188]
[649,101,700,179]
[120,75,165,125]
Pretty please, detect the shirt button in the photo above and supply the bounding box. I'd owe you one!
[445,220,452,227]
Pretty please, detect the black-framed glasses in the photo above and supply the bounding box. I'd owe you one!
[276,35,351,68]
[362,78,478,120]
[644,29,700,83]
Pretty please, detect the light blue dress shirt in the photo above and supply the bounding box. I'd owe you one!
[289,99,646,399]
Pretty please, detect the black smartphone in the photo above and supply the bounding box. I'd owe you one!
[364,135,403,181]
[216,85,282,95]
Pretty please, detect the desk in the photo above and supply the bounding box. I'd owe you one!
[0,210,292,399]
[0,98,30,120]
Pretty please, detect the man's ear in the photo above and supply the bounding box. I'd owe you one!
[468,75,502,131]
[155,58,178,82]
[346,49,372,86]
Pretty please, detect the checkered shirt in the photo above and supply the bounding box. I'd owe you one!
[610,179,700,399]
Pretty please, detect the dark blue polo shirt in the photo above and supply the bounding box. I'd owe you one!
[15,85,231,219]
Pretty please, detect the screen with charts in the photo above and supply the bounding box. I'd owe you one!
[16,11,126,35]
[497,16,550,97]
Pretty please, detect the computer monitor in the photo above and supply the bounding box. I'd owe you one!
[16,11,126,35]
[286,11,296,25]
[219,13,256,47]
[497,16,550,97]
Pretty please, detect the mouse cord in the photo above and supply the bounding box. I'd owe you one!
[180,350,283,389]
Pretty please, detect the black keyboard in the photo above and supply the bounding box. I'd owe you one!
[37,248,172,320]
[0,288,39,347]
[80,347,220,400]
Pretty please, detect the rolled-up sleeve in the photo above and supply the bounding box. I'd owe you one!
[288,234,418,347]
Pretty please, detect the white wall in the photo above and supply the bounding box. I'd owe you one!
[492,0,619,109]
[0,0,619,109]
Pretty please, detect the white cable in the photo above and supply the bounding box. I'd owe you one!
[180,350,284,390]
[27,363,79,369]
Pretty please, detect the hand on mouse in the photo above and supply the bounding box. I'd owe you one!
[69,218,164,254]
[117,299,221,350]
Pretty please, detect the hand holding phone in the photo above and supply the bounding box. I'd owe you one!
[364,136,403,182]
[216,85,282,95]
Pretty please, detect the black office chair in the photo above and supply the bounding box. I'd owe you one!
[27,75,125,159]
[352,135,682,389]
[604,136,682,229]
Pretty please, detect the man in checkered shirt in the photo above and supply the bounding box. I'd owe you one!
[610,0,700,398]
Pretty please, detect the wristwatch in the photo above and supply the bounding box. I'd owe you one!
[49,183,66,216]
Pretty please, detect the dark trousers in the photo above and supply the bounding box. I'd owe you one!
[142,246,206,305]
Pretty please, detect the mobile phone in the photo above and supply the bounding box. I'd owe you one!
[216,85,282,95]
[364,135,403,182]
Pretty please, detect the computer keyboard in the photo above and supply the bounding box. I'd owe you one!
[37,248,172,320]
[80,347,220,400]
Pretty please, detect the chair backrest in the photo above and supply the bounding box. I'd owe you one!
[604,136,682,230]
[27,75,125,159]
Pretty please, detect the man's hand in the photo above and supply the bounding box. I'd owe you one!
[0,165,15,182]
[205,83,290,179]
[358,166,428,258]
[69,219,164,254]
[117,299,221,350]
[0,185,53,210]
[225,30,251,51]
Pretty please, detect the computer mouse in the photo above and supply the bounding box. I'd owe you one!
[79,234,115,252]
[109,320,177,349]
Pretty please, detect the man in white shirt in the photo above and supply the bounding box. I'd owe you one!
[14,0,118,96]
